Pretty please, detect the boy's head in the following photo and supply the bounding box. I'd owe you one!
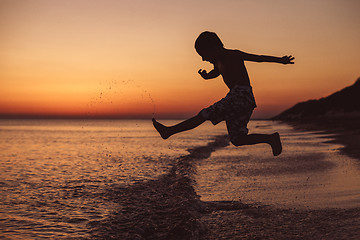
[195,31,223,62]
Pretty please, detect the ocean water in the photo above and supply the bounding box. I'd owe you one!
[0,119,223,239]
[0,119,359,239]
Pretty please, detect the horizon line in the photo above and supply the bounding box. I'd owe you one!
[0,113,271,121]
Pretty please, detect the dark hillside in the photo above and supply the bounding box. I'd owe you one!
[273,78,360,121]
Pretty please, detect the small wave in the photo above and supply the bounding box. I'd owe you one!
[90,135,230,240]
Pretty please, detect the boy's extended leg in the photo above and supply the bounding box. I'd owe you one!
[152,114,206,139]
[232,133,282,156]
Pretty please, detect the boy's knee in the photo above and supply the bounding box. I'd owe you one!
[230,135,247,146]
[196,112,206,121]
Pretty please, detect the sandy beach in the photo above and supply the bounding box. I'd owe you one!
[197,119,360,240]
[287,118,360,160]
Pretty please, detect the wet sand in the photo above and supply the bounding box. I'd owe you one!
[202,202,360,240]
[286,118,360,160]
[199,119,360,240]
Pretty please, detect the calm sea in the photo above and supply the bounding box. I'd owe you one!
[1,119,359,239]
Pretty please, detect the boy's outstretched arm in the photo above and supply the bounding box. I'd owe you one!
[198,68,220,79]
[241,51,294,64]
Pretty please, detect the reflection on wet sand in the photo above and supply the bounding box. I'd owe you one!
[195,122,360,209]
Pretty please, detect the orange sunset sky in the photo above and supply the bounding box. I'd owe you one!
[1,0,359,119]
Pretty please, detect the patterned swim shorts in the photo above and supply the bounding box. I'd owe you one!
[199,85,257,142]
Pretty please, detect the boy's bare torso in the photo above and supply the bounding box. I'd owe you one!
[214,49,251,89]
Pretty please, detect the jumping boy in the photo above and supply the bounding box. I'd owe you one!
[152,31,294,156]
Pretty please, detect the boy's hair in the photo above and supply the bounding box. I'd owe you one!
[195,31,224,54]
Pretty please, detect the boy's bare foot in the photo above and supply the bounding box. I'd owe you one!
[152,118,171,139]
[270,132,282,156]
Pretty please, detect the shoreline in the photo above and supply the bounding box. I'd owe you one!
[198,121,360,239]
[279,118,360,161]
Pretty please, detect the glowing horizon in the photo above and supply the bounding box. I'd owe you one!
[1,0,359,119]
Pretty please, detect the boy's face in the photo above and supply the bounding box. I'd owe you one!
[197,48,218,63]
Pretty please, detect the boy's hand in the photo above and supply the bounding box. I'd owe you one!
[198,69,208,79]
[281,55,295,64]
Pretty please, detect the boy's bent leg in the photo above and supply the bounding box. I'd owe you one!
[231,133,282,156]
[152,114,206,139]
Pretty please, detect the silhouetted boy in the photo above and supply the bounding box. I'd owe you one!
[153,31,294,156]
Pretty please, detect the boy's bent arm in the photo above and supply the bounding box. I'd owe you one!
[240,51,294,64]
[198,68,220,79]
